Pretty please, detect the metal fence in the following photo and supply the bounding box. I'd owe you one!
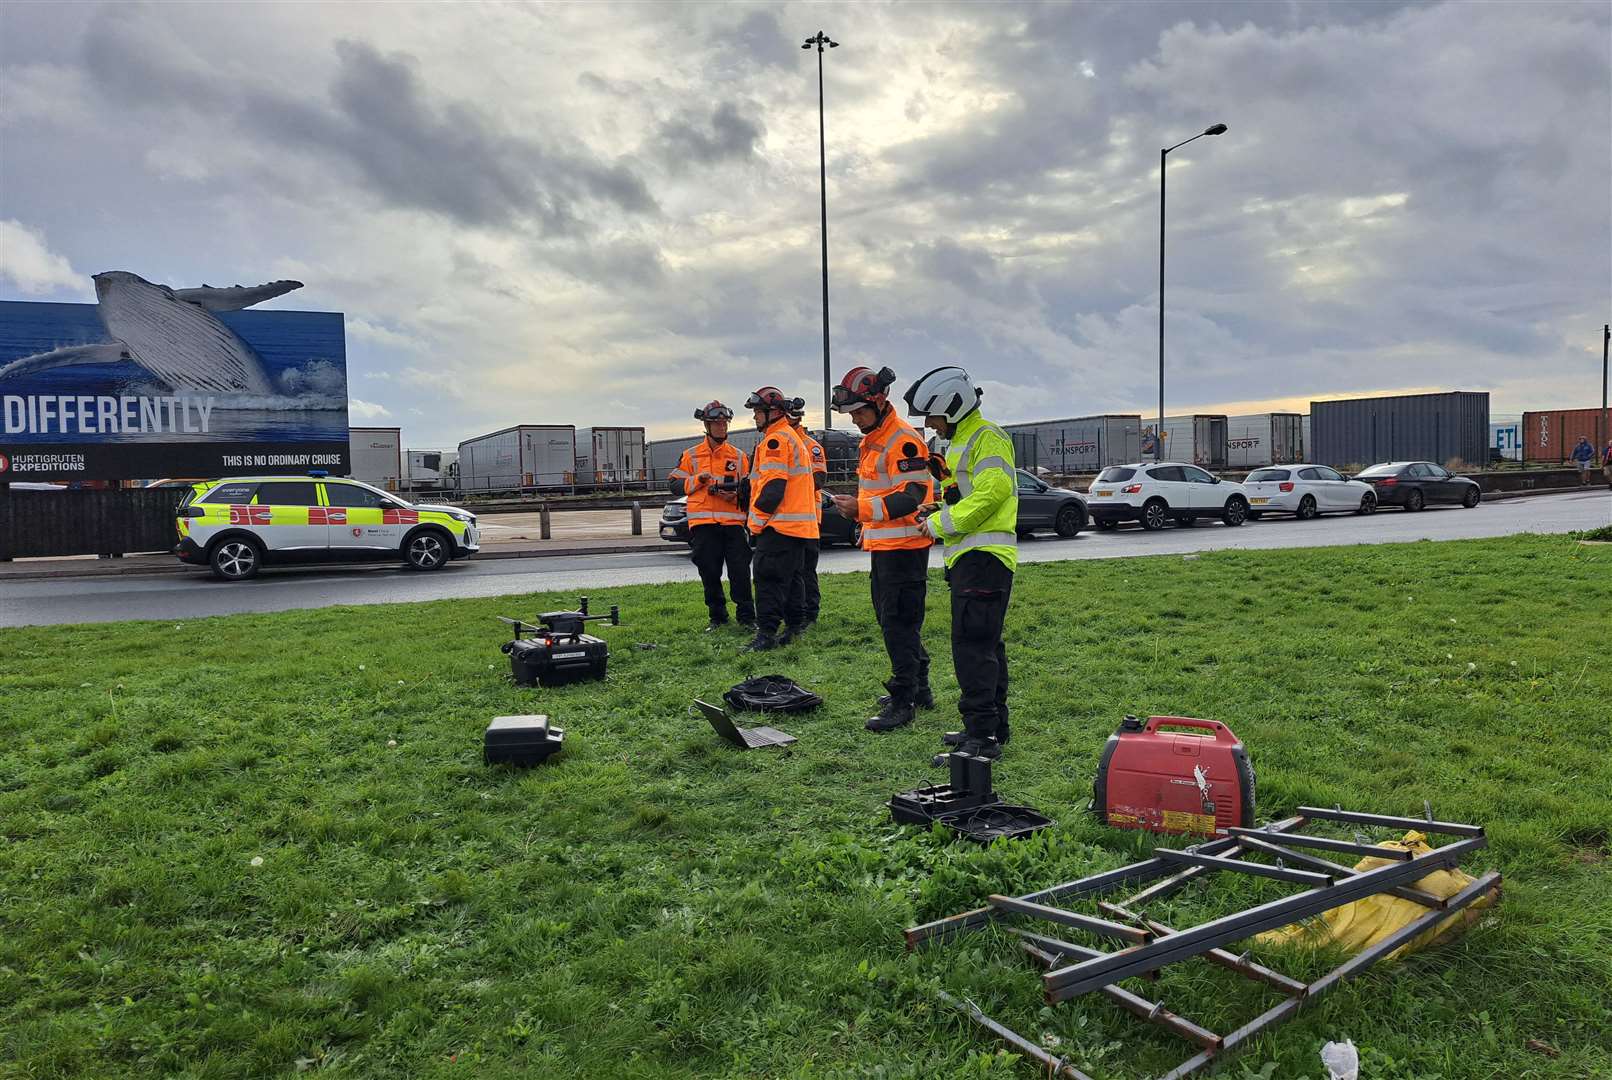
[0,488,188,559]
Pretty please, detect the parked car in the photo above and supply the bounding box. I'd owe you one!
[1243,464,1378,519]
[1085,462,1250,530]
[1354,462,1481,511]
[1014,469,1087,537]
[658,491,862,547]
[175,474,479,580]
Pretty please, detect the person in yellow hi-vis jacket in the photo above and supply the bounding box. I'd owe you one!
[904,365,1018,762]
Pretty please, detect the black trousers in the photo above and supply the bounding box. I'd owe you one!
[787,538,822,624]
[752,529,806,635]
[689,524,754,623]
[947,550,1013,741]
[870,548,930,702]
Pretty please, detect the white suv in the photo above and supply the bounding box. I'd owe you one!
[1086,462,1250,531]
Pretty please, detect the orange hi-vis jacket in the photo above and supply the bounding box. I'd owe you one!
[857,407,933,551]
[670,438,749,528]
[747,419,820,540]
[797,426,827,523]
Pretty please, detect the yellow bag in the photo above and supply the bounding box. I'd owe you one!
[1255,832,1500,962]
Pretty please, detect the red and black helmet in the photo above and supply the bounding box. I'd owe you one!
[745,386,790,415]
[832,366,897,412]
[694,400,734,422]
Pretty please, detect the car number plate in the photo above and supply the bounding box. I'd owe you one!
[1250,497,1269,505]
[1095,490,1112,497]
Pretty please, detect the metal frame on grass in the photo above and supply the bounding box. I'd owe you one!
[907,808,1499,1079]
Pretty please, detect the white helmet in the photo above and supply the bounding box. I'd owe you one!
[904,365,981,423]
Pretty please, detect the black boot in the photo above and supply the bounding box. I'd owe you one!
[880,686,934,710]
[742,632,777,652]
[776,625,800,646]
[865,697,915,732]
[941,726,1010,748]
[704,616,729,632]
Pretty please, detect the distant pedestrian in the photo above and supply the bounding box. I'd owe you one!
[1571,435,1594,485]
[1603,440,1612,489]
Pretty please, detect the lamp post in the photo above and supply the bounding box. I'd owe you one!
[803,30,838,428]
[1601,323,1609,457]
[1157,122,1227,460]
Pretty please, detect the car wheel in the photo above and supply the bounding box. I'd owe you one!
[1095,518,1118,531]
[210,537,262,581]
[404,528,451,570]
[1247,511,1264,520]
[1462,486,1480,508]
[1406,488,1425,512]
[1141,499,1170,531]
[1296,495,1318,520]
[1357,492,1377,515]
[1054,503,1084,538]
[850,522,863,548]
[1222,497,1248,527]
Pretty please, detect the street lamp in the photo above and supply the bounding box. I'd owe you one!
[1156,122,1227,460]
[803,30,839,428]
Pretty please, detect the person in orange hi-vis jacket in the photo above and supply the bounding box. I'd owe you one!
[786,399,828,632]
[668,400,755,630]
[740,386,818,651]
[828,366,936,731]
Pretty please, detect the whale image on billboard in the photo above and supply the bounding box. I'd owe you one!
[0,271,348,481]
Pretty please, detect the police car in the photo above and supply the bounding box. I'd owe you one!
[175,473,479,580]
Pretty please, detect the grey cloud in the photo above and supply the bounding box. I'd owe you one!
[653,101,765,169]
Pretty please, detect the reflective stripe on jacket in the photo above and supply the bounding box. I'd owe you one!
[673,438,749,527]
[935,410,1017,571]
[857,409,933,551]
[747,420,820,539]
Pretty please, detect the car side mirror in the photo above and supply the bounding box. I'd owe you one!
[1212,476,1221,484]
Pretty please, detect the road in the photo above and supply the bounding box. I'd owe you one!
[2,491,1606,628]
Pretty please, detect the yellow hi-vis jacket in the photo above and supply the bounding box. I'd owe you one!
[934,410,1018,571]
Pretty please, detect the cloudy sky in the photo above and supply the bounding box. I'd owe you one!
[2,0,1607,447]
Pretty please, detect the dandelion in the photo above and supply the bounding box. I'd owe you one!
[249,856,264,867]
[358,664,366,671]
[387,739,398,748]
[397,680,404,685]
[1467,662,1477,671]
[1449,617,1458,624]
[80,682,91,688]
[1446,653,1454,660]
[1510,661,1519,667]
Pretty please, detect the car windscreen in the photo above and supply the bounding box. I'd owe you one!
[1356,464,1401,477]
[1095,467,1135,482]
[1247,469,1290,482]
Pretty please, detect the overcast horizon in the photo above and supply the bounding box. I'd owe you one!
[2,1,1608,449]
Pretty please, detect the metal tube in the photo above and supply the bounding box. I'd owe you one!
[817,42,832,430]
[1227,827,1411,862]
[933,990,1096,1080]
[1132,916,1308,997]
[990,895,1152,943]
[1296,806,1485,838]
[1019,942,1222,1051]
[1157,146,1166,463]
[1044,836,1488,1000]
[1601,323,1608,454]
[1233,835,1446,909]
[1118,817,1306,909]
[1154,848,1335,886]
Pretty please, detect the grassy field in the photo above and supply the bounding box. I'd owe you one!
[2,535,1609,1080]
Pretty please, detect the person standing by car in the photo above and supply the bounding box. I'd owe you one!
[1571,435,1595,486]
[904,366,1018,762]
[785,399,827,633]
[740,386,818,651]
[669,401,755,631]
[828,366,935,732]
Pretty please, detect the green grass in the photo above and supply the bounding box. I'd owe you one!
[2,535,1609,1080]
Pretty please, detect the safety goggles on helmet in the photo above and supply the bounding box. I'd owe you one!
[694,401,734,422]
[831,366,897,412]
[745,386,788,412]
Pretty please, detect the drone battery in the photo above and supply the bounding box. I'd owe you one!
[1091,715,1255,836]
[504,634,610,687]
[484,715,565,766]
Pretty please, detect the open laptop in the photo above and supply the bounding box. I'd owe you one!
[695,699,797,749]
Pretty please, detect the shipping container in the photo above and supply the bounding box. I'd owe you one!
[1302,415,1312,460]
[1224,413,1305,468]
[1309,391,1489,470]
[1519,408,1612,463]
[404,449,458,491]
[1488,416,1522,463]
[457,425,576,493]
[649,428,766,483]
[348,427,402,490]
[575,426,648,488]
[1004,415,1141,473]
[1139,414,1230,468]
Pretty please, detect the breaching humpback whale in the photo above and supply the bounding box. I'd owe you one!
[0,271,304,395]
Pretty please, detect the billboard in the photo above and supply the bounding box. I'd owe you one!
[0,272,348,481]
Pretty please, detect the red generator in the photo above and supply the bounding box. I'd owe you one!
[1091,716,1255,836]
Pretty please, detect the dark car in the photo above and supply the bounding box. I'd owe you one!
[1014,469,1088,537]
[1354,461,1481,511]
[658,491,862,547]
